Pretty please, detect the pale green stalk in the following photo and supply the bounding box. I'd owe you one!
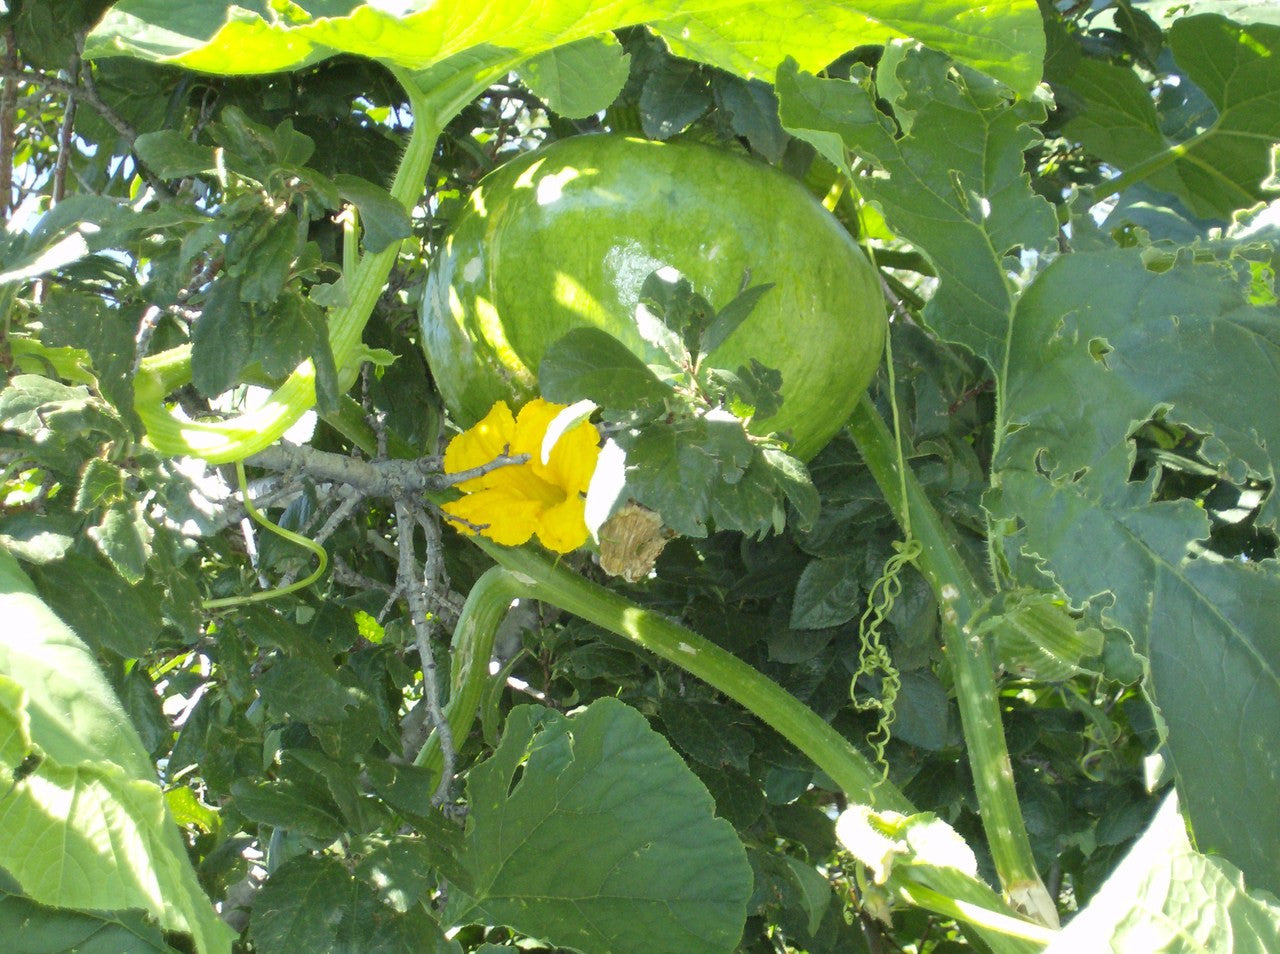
[847,396,1057,925]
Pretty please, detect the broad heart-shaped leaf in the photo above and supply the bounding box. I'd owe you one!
[85,0,1045,98]
[1046,794,1280,953]
[988,251,1280,896]
[0,549,233,954]
[1062,15,1280,220]
[445,698,752,954]
[777,50,1057,379]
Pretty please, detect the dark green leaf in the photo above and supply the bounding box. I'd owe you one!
[230,774,345,840]
[335,173,413,254]
[519,34,631,119]
[0,889,179,954]
[250,854,457,954]
[133,129,217,178]
[761,447,820,532]
[540,327,672,407]
[445,699,752,954]
[257,658,362,724]
[1064,15,1280,219]
[76,458,127,512]
[239,215,299,304]
[790,554,862,630]
[991,251,1280,894]
[38,289,138,424]
[660,695,755,772]
[640,58,713,140]
[190,278,251,397]
[713,75,788,162]
[701,281,774,357]
[623,423,715,537]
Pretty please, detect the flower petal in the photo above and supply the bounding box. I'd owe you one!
[442,489,540,547]
[535,493,591,554]
[444,401,516,491]
[544,418,601,495]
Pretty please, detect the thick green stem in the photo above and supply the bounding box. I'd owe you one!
[467,539,912,814]
[847,396,1056,924]
[415,566,525,778]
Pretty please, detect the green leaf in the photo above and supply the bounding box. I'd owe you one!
[76,458,127,511]
[1064,15,1280,219]
[1046,794,1280,952]
[238,215,298,304]
[87,502,155,585]
[38,288,138,424]
[0,549,234,954]
[133,129,217,177]
[791,554,862,629]
[622,422,716,537]
[974,591,1105,682]
[701,282,775,359]
[335,173,413,254]
[640,56,713,140]
[777,50,1057,378]
[250,854,458,954]
[761,447,820,532]
[712,75,788,163]
[519,33,631,119]
[990,251,1280,895]
[540,327,673,407]
[84,1,1045,98]
[30,553,165,659]
[446,698,752,954]
[0,889,182,954]
[660,695,755,772]
[190,277,251,397]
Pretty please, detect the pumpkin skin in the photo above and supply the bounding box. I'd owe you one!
[420,134,884,461]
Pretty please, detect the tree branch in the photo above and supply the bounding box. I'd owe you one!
[248,440,527,496]
[0,28,18,217]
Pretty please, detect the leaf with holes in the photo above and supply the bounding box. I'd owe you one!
[988,250,1280,895]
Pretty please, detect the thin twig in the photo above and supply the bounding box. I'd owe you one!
[1,61,173,197]
[275,490,364,589]
[394,499,456,804]
[51,34,83,205]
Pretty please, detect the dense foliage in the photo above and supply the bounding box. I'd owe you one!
[1,2,1277,952]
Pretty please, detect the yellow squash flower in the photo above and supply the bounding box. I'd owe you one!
[441,399,600,554]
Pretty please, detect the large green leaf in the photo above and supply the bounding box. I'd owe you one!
[988,251,1280,896]
[777,48,1058,377]
[84,0,1045,97]
[1062,14,1280,219]
[1047,794,1280,952]
[445,698,752,954]
[249,854,460,953]
[0,548,234,953]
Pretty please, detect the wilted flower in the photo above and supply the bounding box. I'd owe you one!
[441,399,600,554]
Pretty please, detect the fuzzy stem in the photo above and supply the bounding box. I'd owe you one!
[468,538,912,813]
[847,396,1056,924]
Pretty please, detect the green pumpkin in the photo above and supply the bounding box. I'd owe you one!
[421,134,884,461]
